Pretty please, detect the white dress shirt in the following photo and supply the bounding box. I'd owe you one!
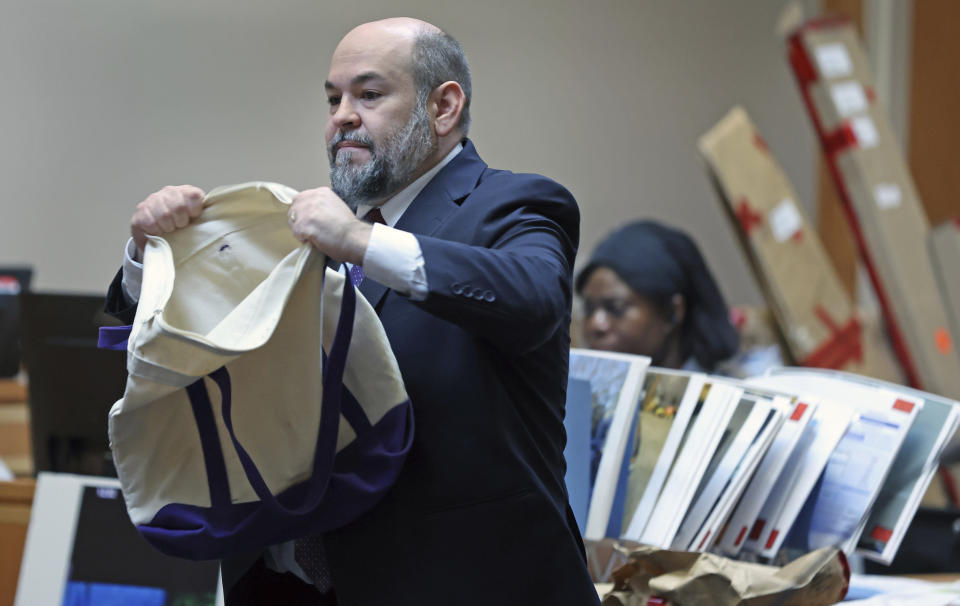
[349,141,462,300]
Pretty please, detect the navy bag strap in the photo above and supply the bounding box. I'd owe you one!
[189,256,357,515]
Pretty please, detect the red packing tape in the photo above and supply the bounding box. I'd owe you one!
[823,122,859,156]
[788,33,818,86]
[753,132,770,153]
[735,197,764,236]
[800,306,864,369]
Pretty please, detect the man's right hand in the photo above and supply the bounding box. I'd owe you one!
[131,185,206,254]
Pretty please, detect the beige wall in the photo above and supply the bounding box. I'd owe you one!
[0,0,821,306]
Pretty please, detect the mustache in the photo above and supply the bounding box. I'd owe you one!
[329,130,374,154]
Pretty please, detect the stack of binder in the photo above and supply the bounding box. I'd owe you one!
[566,348,960,570]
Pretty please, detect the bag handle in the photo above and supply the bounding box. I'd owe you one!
[194,254,356,515]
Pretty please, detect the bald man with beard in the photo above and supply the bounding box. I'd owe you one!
[106,18,599,605]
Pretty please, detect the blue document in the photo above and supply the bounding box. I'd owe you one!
[564,377,592,534]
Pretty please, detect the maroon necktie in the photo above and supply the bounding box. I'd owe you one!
[293,536,332,593]
[364,207,386,225]
[348,207,386,287]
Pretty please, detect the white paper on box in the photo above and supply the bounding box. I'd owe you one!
[851,116,879,148]
[791,325,816,353]
[814,43,853,79]
[769,199,803,243]
[874,183,902,210]
[830,81,869,118]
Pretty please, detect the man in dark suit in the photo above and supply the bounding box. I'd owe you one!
[108,17,598,605]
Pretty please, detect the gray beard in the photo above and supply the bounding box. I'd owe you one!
[329,92,435,210]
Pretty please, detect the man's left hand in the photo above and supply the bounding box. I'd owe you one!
[289,187,373,266]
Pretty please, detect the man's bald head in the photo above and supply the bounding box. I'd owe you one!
[334,18,471,135]
[342,17,441,42]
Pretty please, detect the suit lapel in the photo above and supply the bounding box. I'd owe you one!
[361,140,487,311]
[393,140,486,236]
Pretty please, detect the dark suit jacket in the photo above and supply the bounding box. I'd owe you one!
[106,140,599,605]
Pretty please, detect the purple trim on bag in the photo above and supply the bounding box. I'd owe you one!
[98,325,132,350]
[182,269,355,517]
[140,397,414,560]
[317,350,370,434]
[185,376,232,508]
[339,382,372,434]
[142,263,417,559]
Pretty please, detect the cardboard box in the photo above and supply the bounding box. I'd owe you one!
[0,402,32,477]
[698,106,901,382]
[0,479,35,606]
[787,18,960,399]
[930,220,960,355]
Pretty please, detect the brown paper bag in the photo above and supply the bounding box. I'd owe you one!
[601,546,848,606]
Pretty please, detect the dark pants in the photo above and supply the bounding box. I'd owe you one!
[226,557,338,606]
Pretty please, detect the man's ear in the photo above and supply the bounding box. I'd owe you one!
[431,81,465,137]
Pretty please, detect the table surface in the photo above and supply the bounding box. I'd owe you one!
[0,379,26,404]
[0,478,34,606]
[0,379,31,478]
[0,478,35,506]
[903,573,960,583]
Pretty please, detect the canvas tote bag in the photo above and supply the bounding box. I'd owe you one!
[99,182,413,560]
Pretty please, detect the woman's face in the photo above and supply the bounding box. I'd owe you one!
[580,267,674,357]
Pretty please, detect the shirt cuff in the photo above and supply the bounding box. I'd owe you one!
[121,238,144,305]
[264,541,312,585]
[361,223,428,301]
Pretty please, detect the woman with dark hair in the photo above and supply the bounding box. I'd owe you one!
[576,220,740,372]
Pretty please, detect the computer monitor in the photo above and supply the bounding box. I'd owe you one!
[15,473,222,606]
[0,266,33,377]
[18,291,127,477]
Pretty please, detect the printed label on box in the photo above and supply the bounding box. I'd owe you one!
[830,81,868,118]
[770,198,803,243]
[874,183,902,210]
[851,116,879,148]
[814,43,853,79]
[792,325,816,352]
